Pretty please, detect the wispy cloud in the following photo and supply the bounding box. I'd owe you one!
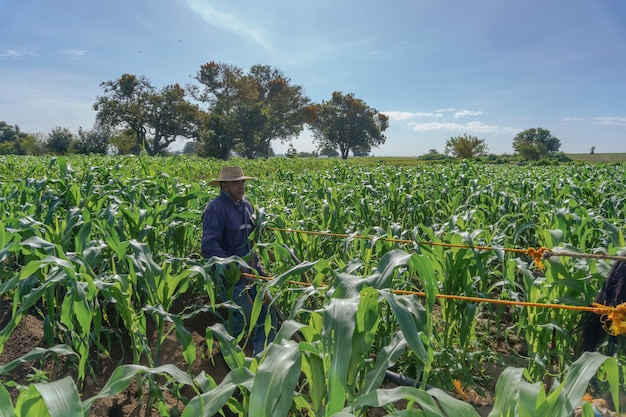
[61,49,87,58]
[562,116,584,122]
[454,109,483,118]
[386,108,485,121]
[185,0,271,50]
[0,47,36,59]
[407,121,520,135]
[384,111,442,120]
[592,116,626,126]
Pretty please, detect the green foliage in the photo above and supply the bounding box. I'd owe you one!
[489,352,620,417]
[72,123,112,155]
[513,127,561,160]
[93,74,199,155]
[0,121,43,155]
[192,61,311,159]
[45,127,74,155]
[0,155,625,415]
[444,133,489,158]
[307,91,389,159]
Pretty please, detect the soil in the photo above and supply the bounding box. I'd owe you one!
[0,296,509,417]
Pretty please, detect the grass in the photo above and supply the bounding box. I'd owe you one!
[566,153,626,163]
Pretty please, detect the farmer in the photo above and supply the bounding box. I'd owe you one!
[201,166,276,355]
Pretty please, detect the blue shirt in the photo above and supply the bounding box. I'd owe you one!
[201,190,258,266]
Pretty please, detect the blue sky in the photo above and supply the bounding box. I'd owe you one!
[1,0,625,156]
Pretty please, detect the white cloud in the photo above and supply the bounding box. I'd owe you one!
[592,116,626,126]
[61,49,87,57]
[454,109,483,118]
[0,47,36,59]
[388,108,484,120]
[407,121,519,135]
[562,116,584,122]
[384,111,441,120]
[185,0,271,50]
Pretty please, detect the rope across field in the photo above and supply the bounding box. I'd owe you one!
[254,227,626,336]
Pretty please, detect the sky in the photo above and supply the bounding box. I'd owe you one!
[1,0,625,156]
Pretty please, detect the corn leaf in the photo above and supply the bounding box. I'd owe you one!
[249,341,301,417]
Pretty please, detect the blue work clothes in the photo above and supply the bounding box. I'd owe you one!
[201,190,257,265]
[201,190,276,355]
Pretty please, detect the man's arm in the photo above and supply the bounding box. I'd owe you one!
[201,203,228,259]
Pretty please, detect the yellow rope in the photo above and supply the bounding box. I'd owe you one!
[262,227,626,335]
[266,227,626,267]
[593,302,626,336]
[241,271,626,336]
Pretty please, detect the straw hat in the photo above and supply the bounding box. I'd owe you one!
[209,166,256,186]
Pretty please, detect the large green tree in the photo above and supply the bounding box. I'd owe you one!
[307,92,389,159]
[191,61,311,159]
[93,74,199,155]
[512,127,561,160]
[444,133,488,158]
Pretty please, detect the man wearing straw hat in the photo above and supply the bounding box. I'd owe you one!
[201,166,276,355]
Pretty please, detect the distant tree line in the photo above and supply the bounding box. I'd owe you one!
[437,127,562,161]
[1,61,389,159]
[1,60,564,161]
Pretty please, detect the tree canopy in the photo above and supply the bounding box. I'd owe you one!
[46,127,74,155]
[444,133,488,158]
[512,127,561,160]
[72,122,112,155]
[191,61,311,159]
[307,92,389,159]
[93,74,199,156]
[0,122,40,155]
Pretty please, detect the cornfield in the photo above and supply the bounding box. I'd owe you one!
[0,154,624,416]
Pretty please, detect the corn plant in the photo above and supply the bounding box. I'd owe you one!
[1,155,625,416]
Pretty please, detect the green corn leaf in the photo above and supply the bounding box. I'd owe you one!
[83,364,195,411]
[0,345,77,375]
[489,367,524,417]
[182,367,255,417]
[347,386,477,416]
[249,341,302,417]
[363,331,407,394]
[0,383,17,417]
[323,297,358,416]
[15,385,52,417]
[33,377,82,417]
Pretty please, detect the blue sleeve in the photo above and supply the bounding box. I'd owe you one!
[201,200,228,259]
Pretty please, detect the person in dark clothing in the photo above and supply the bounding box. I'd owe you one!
[578,260,626,355]
[201,166,276,355]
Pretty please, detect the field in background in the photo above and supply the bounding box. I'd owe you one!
[566,153,626,163]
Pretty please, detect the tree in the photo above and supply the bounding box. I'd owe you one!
[444,133,488,158]
[0,122,41,155]
[46,126,74,154]
[191,61,311,159]
[110,129,141,155]
[93,74,152,154]
[512,127,561,160]
[319,147,339,157]
[93,74,199,156]
[182,141,196,155]
[72,122,112,154]
[144,83,199,155]
[307,91,388,159]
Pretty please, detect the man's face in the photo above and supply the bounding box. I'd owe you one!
[222,180,246,201]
